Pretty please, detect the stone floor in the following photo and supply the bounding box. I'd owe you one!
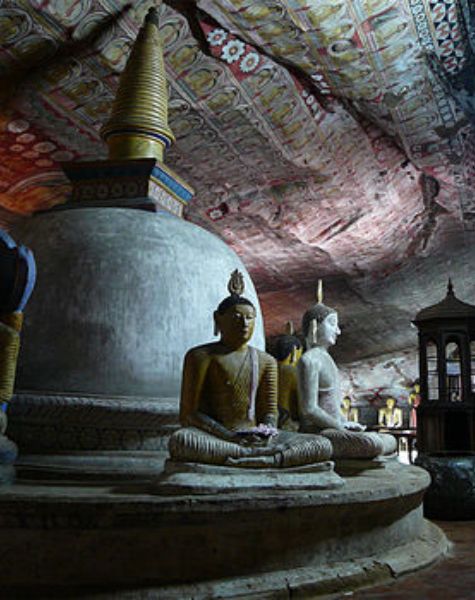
[344,520,475,600]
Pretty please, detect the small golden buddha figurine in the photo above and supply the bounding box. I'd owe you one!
[378,398,403,429]
[341,396,359,424]
[169,271,332,468]
[270,322,302,432]
[297,281,396,459]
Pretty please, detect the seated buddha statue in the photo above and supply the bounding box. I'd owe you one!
[169,271,333,469]
[269,322,302,432]
[297,282,396,459]
[341,396,359,425]
[378,397,403,429]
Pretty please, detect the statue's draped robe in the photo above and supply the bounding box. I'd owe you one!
[298,347,396,459]
[277,363,300,431]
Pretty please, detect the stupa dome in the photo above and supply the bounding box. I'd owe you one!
[12,208,265,400]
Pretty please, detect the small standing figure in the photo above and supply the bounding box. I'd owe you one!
[408,381,420,429]
[0,230,36,483]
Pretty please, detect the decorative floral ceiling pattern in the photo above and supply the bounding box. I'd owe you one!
[1,0,475,361]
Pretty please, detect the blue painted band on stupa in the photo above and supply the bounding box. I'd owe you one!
[151,164,194,204]
[102,128,173,149]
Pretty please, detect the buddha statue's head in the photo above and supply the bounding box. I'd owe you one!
[214,270,256,349]
[386,397,396,410]
[271,321,303,366]
[342,396,351,410]
[273,335,303,365]
[302,281,340,349]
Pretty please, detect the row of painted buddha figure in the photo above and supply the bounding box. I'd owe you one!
[169,271,396,469]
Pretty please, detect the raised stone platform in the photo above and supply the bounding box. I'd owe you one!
[0,459,448,598]
[156,459,344,494]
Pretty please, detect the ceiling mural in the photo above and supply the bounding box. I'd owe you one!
[0,0,474,362]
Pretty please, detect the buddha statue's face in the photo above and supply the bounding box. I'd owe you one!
[215,303,256,348]
[318,313,340,347]
[387,398,396,410]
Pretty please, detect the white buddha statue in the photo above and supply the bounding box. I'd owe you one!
[297,282,396,459]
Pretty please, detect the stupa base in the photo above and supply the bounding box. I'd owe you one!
[0,460,448,597]
[8,392,180,454]
[15,450,168,482]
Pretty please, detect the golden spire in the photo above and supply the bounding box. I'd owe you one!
[285,320,294,335]
[316,279,323,304]
[101,6,175,162]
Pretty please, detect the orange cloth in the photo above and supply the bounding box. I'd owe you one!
[0,312,23,403]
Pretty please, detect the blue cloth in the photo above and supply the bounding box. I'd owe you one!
[0,229,36,313]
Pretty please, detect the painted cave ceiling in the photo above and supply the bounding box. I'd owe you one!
[1,0,475,364]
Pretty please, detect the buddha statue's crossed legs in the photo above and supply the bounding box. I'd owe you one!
[169,427,333,468]
[319,429,396,459]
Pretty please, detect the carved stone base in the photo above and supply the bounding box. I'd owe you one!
[8,392,179,452]
[7,392,179,482]
[154,459,344,494]
[16,450,167,482]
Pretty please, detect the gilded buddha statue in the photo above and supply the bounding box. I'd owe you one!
[341,396,359,425]
[270,322,302,432]
[168,271,333,469]
[298,282,396,459]
[378,397,403,429]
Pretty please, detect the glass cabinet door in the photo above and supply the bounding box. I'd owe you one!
[446,341,462,402]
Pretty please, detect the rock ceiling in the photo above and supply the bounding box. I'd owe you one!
[1,0,475,365]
